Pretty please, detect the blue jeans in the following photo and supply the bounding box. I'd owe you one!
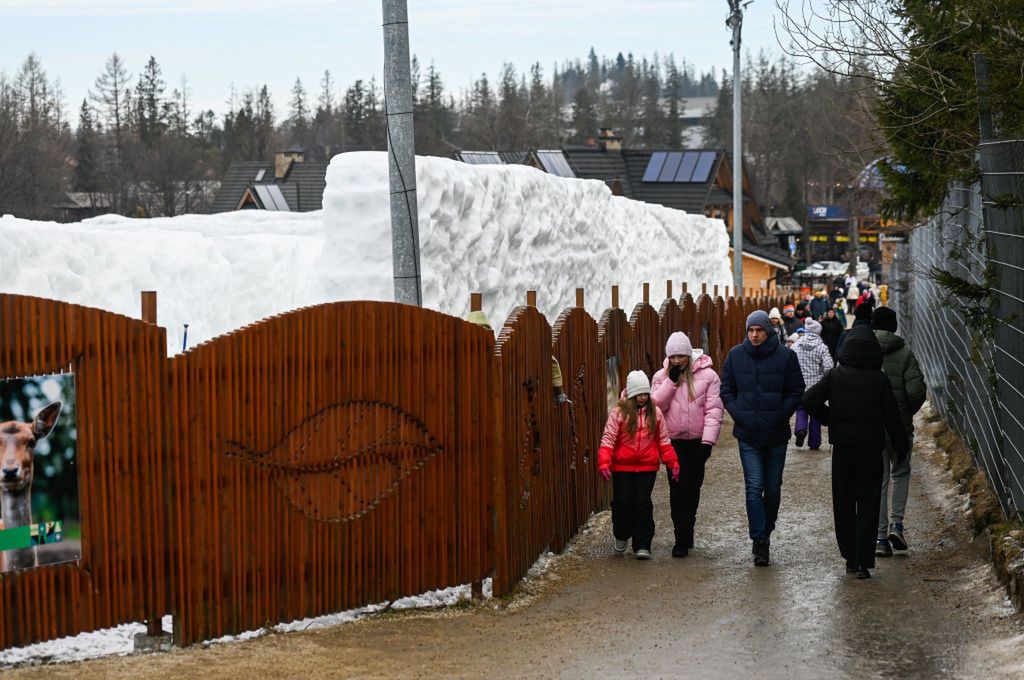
[738,441,788,541]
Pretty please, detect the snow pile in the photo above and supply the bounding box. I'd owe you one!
[0,152,730,354]
[0,210,325,353]
[321,152,732,325]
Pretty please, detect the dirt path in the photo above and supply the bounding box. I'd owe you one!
[9,410,1024,679]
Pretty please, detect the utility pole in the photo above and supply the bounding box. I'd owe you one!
[727,1,749,293]
[382,0,422,305]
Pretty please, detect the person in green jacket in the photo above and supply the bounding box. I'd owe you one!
[872,307,927,556]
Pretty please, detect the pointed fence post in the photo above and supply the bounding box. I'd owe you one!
[526,290,537,307]
[643,283,650,304]
[612,285,619,309]
[470,292,482,312]
[141,291,157,324]
[576,288,585,309]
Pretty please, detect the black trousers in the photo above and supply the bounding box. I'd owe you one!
[832,445,884,569]
[611,471,658,552]
[666,439,711,547]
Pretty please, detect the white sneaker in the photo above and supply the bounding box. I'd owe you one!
[614,539,628,553]
[635,549,651,560]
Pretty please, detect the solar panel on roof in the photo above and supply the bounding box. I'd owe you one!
[658,152,683,182]
[674,151,699,182]
[254,184,290,211]
[461,151,504,165]
[642,152,668,182]
[537,151,575,178]
[690,151,716,183]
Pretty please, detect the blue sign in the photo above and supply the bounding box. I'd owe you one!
[807,205,849,220]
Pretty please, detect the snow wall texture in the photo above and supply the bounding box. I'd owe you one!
[320,152,732,328]
[0,152,731,354]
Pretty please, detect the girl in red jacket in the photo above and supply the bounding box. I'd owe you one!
[598,370,680,560]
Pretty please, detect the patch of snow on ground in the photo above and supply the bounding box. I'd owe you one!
[0,616,171,669]
[2,152,730,354]
[0,581,494,668]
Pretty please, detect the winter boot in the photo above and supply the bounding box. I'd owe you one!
[614,538,628,554]
[753,539,770,566]
[672,544,688,558]
[635,549,651,560]
[794,430,806,448]
[875,539,893,557]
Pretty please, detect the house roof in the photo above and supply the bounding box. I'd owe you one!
[765,216,804,235]
[212,160,327,213]
[741,242,797,269]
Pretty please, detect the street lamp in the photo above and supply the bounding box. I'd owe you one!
[727,0,751,293]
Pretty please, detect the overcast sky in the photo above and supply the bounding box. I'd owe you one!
[0,0,808,120]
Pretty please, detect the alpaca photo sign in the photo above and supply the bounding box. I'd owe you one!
[0,374,81,573]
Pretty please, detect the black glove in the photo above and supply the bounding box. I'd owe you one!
[668,364,682,383]
[700,443,712,458]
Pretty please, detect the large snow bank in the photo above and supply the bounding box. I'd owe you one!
[321,152,732,325]
[0,210,325,353]
[0,152,730,354]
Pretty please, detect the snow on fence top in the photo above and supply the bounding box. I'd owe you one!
[0,152,730,354]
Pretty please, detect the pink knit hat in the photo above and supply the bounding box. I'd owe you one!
[665,331,693,358]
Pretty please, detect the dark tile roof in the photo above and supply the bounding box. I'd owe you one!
[563,149,633,196]
[743,242,796,268]
[212,160,327,213]
[563,148,722,215]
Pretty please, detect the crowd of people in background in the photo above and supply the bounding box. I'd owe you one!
[595,276,925,580]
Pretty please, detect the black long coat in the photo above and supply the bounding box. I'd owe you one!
[802,326,910,458]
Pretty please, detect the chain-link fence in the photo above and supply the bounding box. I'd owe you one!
[891,140,1024,519]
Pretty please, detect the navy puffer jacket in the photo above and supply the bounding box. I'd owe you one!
[721,331,806,446]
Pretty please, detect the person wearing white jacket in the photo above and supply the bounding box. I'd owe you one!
[792,319,834,449]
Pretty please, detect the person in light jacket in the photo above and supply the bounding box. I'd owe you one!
[651,332,724,557]
[598,371,680,560]
[792,319,834,450]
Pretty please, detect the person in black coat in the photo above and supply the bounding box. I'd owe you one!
[721,310,806,566]
[820,307,845,359]
[802,325,909,579]
[836,302,873,353]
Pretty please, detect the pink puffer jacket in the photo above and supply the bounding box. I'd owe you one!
[650,352,725,444]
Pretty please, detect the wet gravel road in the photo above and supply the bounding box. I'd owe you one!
[10,409,1024,679]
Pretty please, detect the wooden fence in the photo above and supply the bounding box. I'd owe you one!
[0,285,788,650]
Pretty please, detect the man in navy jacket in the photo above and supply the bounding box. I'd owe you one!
[721,310,805,566]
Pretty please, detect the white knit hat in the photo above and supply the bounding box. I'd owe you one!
[665,331,693,358]
[625,370,651,398]
[769,307,782,320]
[804,319,822,335]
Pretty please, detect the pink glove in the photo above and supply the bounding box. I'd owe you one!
[599,467,612,482]
[670,466,680,482]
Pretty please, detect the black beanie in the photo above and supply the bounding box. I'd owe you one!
[854,303,873,322]
[872,306,898,332]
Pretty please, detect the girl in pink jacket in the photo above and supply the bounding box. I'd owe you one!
[598,370,680,560]
[650,331,725,557]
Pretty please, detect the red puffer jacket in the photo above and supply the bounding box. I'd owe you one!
[597,404,679,473]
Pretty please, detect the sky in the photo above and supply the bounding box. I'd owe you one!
[0,0,809,121]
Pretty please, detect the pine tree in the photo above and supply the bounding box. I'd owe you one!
[570,87,598,144]
[288,77,309,148]
[135,56,166,147]
[74,99,101,193]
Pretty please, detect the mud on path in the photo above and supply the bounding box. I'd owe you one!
[10,410,1024,679]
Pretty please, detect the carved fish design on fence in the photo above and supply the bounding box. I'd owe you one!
[224,400,443,523]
